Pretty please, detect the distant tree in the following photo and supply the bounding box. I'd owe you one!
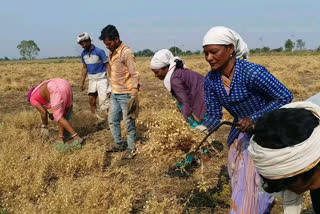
[134,51,142,57]
[4,56,9,60]
[285,39,295,52]
[184,50,193,55]
[316,46,320,52]
[262,46,270,52]
[17,40,40,60]
[169,46,183,56]
[249,49,256,54]
[141,49,154,57]
[193,50,201,55]
[296,39,306,50]
[250,48,261,54]
[135,49,155,57]
[271,47,283,52]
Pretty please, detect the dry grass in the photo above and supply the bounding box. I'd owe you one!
[0,55,319,213]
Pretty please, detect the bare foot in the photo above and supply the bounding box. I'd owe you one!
[74,135,82,141]
[55,136,64,143]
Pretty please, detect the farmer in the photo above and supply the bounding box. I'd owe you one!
[150,49,206,129]
[78,32,111,121]
[99,25,139,159]
[28,78,84,146]
[249,100,320,214]
[201,26,293,213]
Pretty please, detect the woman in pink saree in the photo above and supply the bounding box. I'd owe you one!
[28,78,83,147]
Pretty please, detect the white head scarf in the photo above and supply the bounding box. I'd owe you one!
[150,49,184,92]
[202,26,249,59]
[248,101,320,180]
[77,32,90,44]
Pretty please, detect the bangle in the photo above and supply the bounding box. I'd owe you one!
[41,124,48,128]
[70,133,78,138]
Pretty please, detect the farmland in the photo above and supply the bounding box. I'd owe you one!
[0,55,319,213]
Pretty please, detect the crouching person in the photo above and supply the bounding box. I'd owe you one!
[28,78,84,151]
[249,99,320,214]
[150,49,207,129]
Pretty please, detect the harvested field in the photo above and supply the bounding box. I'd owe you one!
[0,55,319,213]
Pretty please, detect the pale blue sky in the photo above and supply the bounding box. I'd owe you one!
[1,0,319,58]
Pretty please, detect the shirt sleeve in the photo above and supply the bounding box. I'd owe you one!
[249,66,293,122]
[171,76,192,121]
[81,52,85,64]
[99,49,108,63]
[30,97,40,107]
[203,76,222,131]
[123,49,139,95]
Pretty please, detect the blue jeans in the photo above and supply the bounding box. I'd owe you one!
[109,93,136,150]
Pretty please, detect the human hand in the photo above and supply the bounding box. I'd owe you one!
[127,95,139,119]
[40,124,49,138]
[80,84,85,91]
[194,125,208,133]
[237,117,254,132]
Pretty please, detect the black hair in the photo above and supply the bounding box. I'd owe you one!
[99,25,119,41]
[253,108,318,149]
[83,37,91,43]
[160,59,184,71]
[261,163,320,193]
[253,108,319,193]
[174,59,184,69]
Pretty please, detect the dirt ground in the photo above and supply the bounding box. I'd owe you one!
[0,55,319,213]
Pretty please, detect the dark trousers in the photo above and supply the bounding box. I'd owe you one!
[311,188,320,214]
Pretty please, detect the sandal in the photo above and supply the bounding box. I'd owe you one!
[52,141,70,153]
[69,138,85,152]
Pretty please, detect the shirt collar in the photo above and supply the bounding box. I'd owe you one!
[84,44,95,54]
[112,42,124,55]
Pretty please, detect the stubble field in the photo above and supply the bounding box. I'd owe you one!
[0,55,319,213]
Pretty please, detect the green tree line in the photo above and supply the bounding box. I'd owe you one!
[134,46,201,57]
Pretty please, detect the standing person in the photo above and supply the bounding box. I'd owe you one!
[202,26,293,213]
[249,100,320,214]
[150,49,206,129]
[28,78,84,148]
[78,32,111,121]
[99,25,139,159]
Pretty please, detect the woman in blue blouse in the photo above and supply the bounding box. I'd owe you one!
[202,26,293,214]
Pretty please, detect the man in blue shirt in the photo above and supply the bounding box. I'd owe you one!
[78,32,111,120]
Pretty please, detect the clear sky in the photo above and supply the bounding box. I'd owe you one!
[1,0,319,59]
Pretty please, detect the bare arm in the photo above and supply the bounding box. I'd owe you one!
[35,104,48,125]
[105,62,112,95]
[80,64,88,91]
[105,62,111,78]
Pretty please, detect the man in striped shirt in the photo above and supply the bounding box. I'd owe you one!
[78,32,111,121]
[99,25,139,159]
